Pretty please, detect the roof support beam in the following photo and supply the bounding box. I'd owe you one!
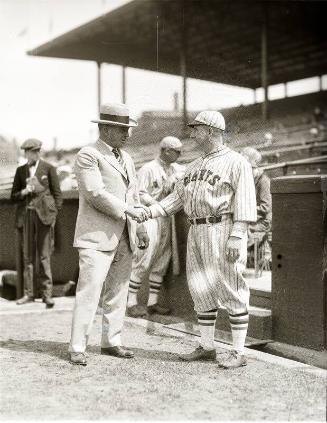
[97,61,102,113]
[261,3,269,120]
[122,66,126,103]
[181,1,188,132]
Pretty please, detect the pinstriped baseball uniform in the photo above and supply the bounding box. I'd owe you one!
[131,158,185,283]
[149,145,257,314]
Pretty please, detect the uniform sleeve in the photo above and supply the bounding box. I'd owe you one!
[137,165,156,206]
[232,160,257,223]
[49,165,63,210]
[74,149,127,219]
[153,178,184,217]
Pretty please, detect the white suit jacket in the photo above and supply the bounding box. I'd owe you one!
[73,139,139,252]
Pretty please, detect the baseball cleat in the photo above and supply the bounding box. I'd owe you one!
[178,346,217,362]
[127,304,147,318]
[218,350,247,369]
[147,303,171,315]
[69,352,87,366]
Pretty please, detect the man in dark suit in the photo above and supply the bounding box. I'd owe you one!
[11,139,63,308]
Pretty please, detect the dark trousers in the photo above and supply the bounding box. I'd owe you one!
[22,209,53,299]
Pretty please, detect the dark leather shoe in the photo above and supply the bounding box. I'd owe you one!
[43,297,55,309]
[127,304,147,318]
[147,303,171,315]
[16,295,34,305]
[179,346,217,362]
[70,352,87,366]
[101,346,134,359]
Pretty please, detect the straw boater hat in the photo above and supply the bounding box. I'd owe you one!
[91,103,138,127]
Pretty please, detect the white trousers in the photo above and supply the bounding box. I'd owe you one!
[130,216,171,283]
[69,230,133,353]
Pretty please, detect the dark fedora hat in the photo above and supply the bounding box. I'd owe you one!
[91,103,138,127]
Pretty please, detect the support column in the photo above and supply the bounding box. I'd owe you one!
[284,83,288,98]
[261,3,269,120]
[122,66,126,103]
[97,62,102,113]
[180,1,188,132]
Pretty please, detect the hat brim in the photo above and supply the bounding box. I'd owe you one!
[91,118,138,127]
[21,147,41,151]
[187,120,206,128]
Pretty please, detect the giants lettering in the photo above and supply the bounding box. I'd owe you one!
[184,169,220,187]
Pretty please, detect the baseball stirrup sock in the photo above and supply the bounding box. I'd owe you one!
[197,309,218,350]
[148,280,162,306]
[229,311,249,355]
[128,280,142,307]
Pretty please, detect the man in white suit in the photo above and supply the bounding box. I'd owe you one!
[69,103,149,366]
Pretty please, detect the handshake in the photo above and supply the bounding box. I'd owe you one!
[125,205,152,223]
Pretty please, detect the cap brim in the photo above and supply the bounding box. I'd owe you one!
[91,118,138,127]
[21,147,41,151]
[187,120,204,127]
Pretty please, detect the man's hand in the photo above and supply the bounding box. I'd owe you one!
[226,236,242,263]
[136,230,149,249]
[125,205,150,223]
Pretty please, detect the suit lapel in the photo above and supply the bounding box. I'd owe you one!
[34,159,45,179]
[96,140,129,182]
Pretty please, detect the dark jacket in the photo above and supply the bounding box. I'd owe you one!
[11,159,63,228]
[251,168,272,232]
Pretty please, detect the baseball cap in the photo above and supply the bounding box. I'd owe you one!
[188,111,225,131]
[241,147,262,167]
[160,136,183,151]
[20,138,42,151]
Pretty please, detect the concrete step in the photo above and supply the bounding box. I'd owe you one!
[250,287,271,309]
[216,305,272,341]
[246,269,272,310]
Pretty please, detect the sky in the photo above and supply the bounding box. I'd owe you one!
[0,0,325,151]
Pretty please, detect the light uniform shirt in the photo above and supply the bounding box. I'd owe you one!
[138,158,185,206]
[150,146,257,238]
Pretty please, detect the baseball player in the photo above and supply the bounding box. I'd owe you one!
[127,136,185,318]
[146,111,257,369]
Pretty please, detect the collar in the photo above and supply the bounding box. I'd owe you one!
[203,144,228,158]
[157,157,171,170]
[28,159,40,168]
[98,138,114,154]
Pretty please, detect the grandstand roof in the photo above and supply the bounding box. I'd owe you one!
[28,0,327,89]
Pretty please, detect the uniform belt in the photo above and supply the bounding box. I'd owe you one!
[189,216,222,225]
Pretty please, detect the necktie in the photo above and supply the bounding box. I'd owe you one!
[112,148,129,182]
[112,148,122,164]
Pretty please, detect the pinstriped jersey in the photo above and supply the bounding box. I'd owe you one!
[138,158,185,205]
[151,145,257,223]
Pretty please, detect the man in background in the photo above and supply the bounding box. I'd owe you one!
[241,147,272,268]
[11,139,62,308]
[127,136,185,318]
[241,147,271,233]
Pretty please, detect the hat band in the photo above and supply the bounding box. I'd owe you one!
[100,113,129,124]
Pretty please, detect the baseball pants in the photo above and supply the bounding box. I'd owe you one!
[186,216,249,314]
[130,216,171,283]
[69,228,133,353]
